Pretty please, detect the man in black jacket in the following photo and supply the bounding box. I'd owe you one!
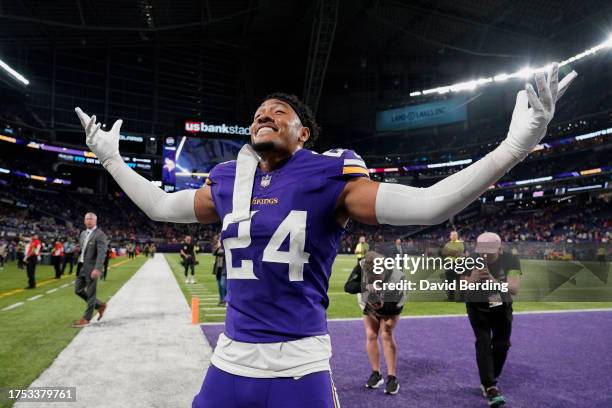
[463,232,522,408]
[181,235,196,284]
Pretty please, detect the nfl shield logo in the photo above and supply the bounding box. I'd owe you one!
[260,174,272,188]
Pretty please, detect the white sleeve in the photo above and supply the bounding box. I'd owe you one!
[103,155,197,223]
[375,141,521,226]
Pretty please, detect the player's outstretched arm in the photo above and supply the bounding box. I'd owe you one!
[75,108,219,224]
[342,63,577,226]
[194,187,220,224]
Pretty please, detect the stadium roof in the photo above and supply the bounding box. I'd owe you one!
[0,0,610,138]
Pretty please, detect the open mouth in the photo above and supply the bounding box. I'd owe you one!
[255,125,278,136]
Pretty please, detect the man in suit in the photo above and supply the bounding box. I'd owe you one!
[73,212,108,328]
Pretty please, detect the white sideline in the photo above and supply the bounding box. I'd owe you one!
[16,254,213,408]
[200,307,612,326]
[328,307,612,322]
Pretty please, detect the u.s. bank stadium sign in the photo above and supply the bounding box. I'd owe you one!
[185,120,250,136]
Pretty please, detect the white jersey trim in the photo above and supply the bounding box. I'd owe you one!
[210,333,332,379]
[343,158,367,168]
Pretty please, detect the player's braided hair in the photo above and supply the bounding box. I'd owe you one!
[264,92,320,148]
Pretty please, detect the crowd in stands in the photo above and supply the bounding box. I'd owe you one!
[0,181,220,249]
[363,114,610,171]
[341,195,610,260]
[1,171,609,262]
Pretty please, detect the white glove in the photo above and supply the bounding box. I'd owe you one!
[75,107,122,167]
[73,108,198,223]
[503,63,577,160]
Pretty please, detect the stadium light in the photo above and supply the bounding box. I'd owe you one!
[410,36,612,97]
[517,67,533,79]
[493,73,509,82]
[0,57,29,86]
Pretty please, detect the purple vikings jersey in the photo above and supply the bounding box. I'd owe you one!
[206,148,368,343]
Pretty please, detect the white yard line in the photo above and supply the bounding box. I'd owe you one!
[46,288,58,294]
[27,295,43,301]
[1,302,24,311]
[16,254,212,408]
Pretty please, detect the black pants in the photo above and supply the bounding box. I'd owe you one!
[467,305,513,388]
[103,258,109,280]
[445,269,461,301]
[26,257,37,288]
[183,257,195,276]
[62,253,75,274]
[75,266,103,321]
[17,252,25,269]
[52,256,63,278]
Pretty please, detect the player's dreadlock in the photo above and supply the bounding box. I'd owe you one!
[264,92,320,148]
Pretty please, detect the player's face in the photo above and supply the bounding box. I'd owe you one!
[250,99,309,154]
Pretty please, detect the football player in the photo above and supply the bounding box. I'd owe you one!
[76,63,575,408]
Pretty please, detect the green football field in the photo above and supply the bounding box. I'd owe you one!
[166,253,612,324]
[0,253,609,408]
[0,256,147,408]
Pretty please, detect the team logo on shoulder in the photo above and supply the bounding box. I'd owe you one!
[260,174,272,188]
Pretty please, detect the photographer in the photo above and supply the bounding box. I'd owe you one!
[345,251,406,395]
[462,232,522,408]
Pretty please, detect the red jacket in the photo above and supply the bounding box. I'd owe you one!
[52,242,64,257]
[26,239,41,258]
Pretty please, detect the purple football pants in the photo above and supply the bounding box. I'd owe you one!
[192,365,340,408]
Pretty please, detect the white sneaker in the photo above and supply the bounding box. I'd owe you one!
[185,277,189,284]
[192,277,197,284]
